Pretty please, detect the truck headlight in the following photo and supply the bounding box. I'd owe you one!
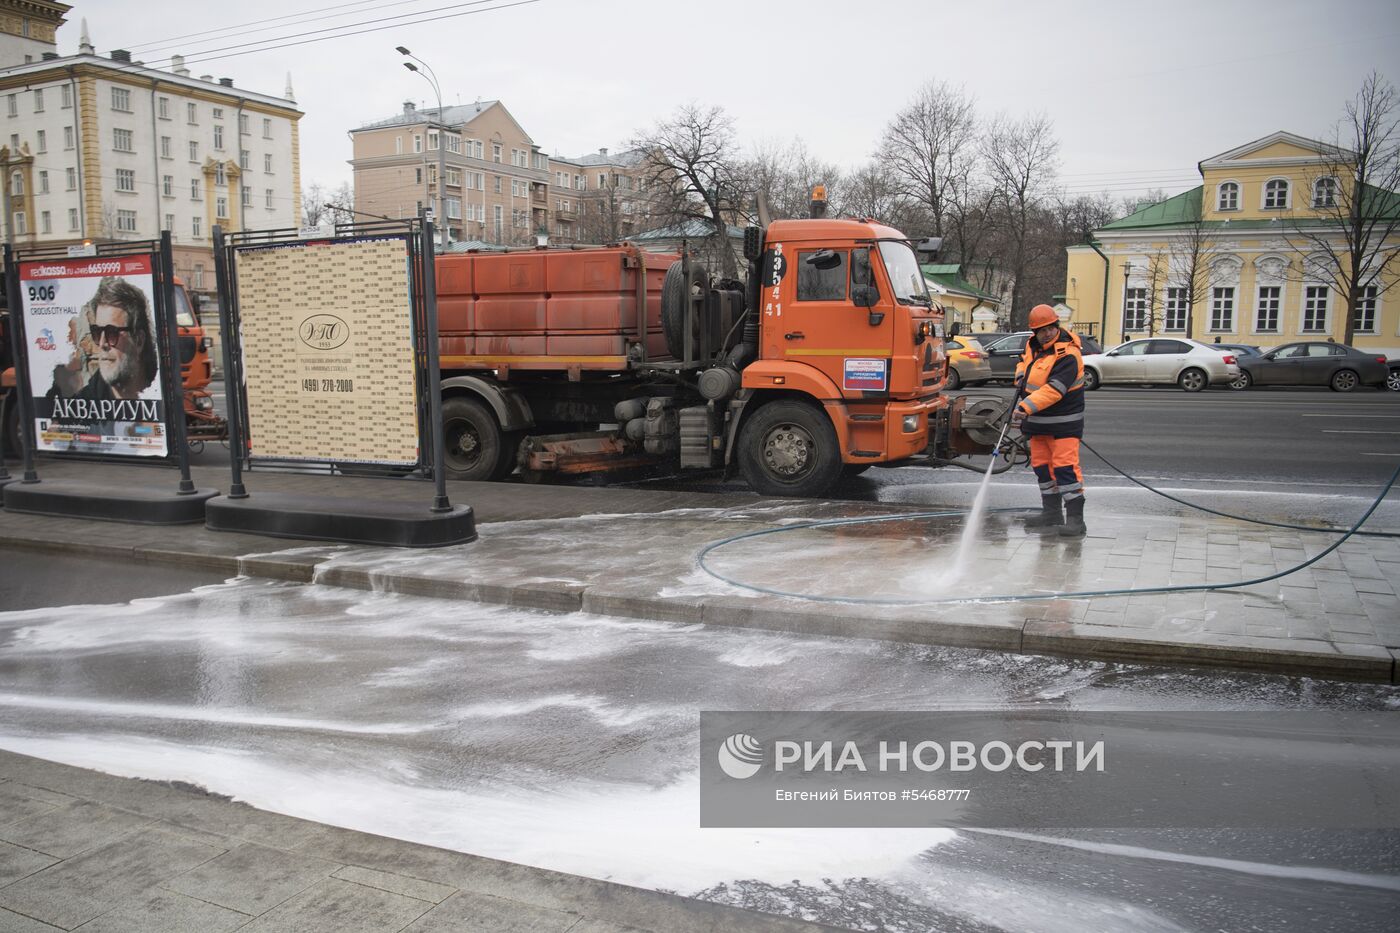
[902,414,920,433]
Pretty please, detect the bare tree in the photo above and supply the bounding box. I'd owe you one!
[1284,71,1400,344]
[741,138,844,221]
[632,104,745,275]
[879,81,978,240]
[1131,250,1171,338]
[983,113,1060,326]
[839,161,912,225]
[1166,216,1225,340]
[301,181,328,226]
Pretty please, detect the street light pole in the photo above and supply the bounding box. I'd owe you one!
[397,47,449,250]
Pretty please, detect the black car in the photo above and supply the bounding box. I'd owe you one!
[1232,341,1390,391]
[982,331,1103,381]
[1209,344,1263,388]
[1388,358,1400,392]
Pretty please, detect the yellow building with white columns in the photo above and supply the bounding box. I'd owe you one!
[1064,131,1400,355]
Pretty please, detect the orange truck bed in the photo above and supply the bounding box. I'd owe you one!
[435,245,674,372]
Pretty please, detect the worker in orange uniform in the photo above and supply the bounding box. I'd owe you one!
[1012,305,1087,537]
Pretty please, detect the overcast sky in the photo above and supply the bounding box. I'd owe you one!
[60,0,1400,205]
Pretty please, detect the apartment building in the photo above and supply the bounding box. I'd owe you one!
[0,0,68,67]
[350,99,550,247]
[547,147,648,245]
[0,25,303,298]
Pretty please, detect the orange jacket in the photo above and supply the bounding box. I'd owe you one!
[1014,328,1085,438]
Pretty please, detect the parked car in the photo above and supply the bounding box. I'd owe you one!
[1210,344,1264,389]
[1081,337,1240,392]
[1231,341,1390,391]
[1388,359,1400,392]
[944,336,992,389]
[983,331,1103,381]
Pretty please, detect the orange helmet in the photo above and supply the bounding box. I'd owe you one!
[1028,304,1059,330]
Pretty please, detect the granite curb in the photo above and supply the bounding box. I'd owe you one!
[1,522,1394,684]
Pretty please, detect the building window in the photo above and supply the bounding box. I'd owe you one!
[191,178,201,199]
[1209,287,1235,332]
[446,135,460,154]
[265,188,273,209]
[1312,177,1338,209]
[66,167,76,190]
[446,197,461,219]
[68,207,78,231]
[414,167,422,185]
[63,125,74,149]
[35,129,45,152]
[160,136,172,158]
[1255,286,1281,332]
[189,141,199,161]
[263,118,272,139]
[215,164,226,185]
[264,153,273,173]
[575,174,584,190]
[239,113,249,135]
[158,96,170,119]
[162,174,173,196]
[1263,178,1289,210]
[111,87,131,111]
[395,136,402,155]
[1122,287,1148,332]
[446,168,461,187]
[113,128,133,152]
[1164,287,1188,331]
[38,170,47,193]
[239,149,249,169]
[471,140,483,158]
[413,134,422,154]
[33,88,43,112]
[1302,285,1328,332]
[40,210,50,234]
[1217,181,1239,211]
[163,212,174,231]
[5,95,14,117]
[116,209,137,232]
[1353,286,1379,334]
[216,196,227,217]
[213,125,224,149]
[493,175,501,194]
[192,216,201,238]
[187,102,198,123]
[212,107,223,120]
[241,184,252,206]
[11,211,24,235]
[493,203,503,231]
[194,264,205,288]
[428,131,439,151]
[115,168,135,192]
[61,85,72,109]
[492,143,502,163]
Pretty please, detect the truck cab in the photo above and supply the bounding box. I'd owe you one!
[730,218,948,495]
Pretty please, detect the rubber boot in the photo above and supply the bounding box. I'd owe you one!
[1059,497,1086,537]
[1023,494,1064,533]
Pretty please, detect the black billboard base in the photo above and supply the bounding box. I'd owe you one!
[205,493,476,548]
[1,480,218,525]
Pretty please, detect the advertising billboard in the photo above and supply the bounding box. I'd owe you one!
[233,237,419,465]
[18,254,168,458]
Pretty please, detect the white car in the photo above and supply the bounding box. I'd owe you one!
[1081,338,1241,392]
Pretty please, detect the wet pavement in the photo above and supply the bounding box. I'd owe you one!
[2,572,1399,931]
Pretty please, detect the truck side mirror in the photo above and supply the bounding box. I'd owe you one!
[851,285,879,308]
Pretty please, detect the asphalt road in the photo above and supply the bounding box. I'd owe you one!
[198,381,1400,495]
[2,553,1397,933]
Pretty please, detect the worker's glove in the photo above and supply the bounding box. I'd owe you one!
[1013,372,1027,392]
[1010,406,1026,426]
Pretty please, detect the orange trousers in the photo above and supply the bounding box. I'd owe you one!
[1029,436,1084,502]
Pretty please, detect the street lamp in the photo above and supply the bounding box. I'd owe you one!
[397,46,449,250]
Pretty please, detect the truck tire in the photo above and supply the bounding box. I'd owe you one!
[441,396,506,482]
[737,399,842,498]
[661,261,686,359]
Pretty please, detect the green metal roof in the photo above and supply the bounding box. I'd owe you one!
[1099,182,1400,232]
[920,263,1000,304]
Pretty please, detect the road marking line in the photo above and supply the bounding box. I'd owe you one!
[1360,453,1400,457]
[1301,414,1400,418]
[1321,430,1400,434]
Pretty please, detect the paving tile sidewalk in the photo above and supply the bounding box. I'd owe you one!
[1,459,1398,682]
[0,750,842,932]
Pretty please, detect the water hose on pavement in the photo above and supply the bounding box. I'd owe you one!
[696,461,1400,606]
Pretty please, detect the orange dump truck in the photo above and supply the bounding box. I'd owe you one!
[430,208,1002,497]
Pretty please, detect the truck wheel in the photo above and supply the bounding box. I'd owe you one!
[661,260,708,359]
[442,397,505,481]
[737,400,842,498]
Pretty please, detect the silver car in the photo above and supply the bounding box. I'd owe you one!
[1081,337,1241,392]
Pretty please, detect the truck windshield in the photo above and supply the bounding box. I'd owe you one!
[877,241,931,306]
[171,285,197,327]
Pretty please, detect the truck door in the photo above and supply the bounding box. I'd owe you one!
[779,246,893,398]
